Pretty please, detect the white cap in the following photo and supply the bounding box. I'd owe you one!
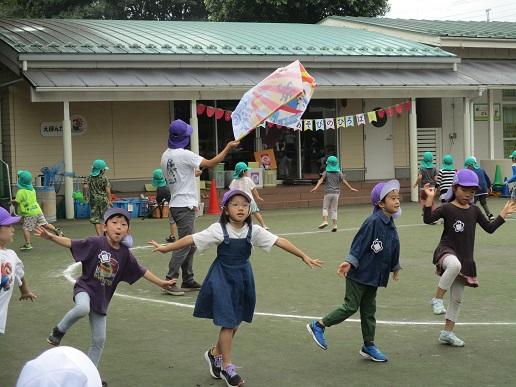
[17,346,102,387]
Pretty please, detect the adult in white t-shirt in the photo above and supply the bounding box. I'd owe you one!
[160,119,239,295]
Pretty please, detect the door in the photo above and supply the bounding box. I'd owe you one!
[364,99,395,179]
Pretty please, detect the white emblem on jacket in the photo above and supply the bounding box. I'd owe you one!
[453,220,465,232]
[371,238,383,253]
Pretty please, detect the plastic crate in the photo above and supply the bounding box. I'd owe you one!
[139,199,150,217]
[113,199,139,218]
[74,201,90,219]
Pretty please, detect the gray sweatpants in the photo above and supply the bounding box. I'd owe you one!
[166,207,196,283]
[57,292,106,367]
[322,193,340,220]
[438,255,465,323]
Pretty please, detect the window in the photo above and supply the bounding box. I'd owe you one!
[503,105,516,157]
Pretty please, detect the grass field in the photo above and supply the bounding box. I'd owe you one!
[2,199,516,386]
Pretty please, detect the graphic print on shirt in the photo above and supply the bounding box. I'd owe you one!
[166,159,177,185]
[94,251,119,286]
[371,238,383,254]
[453,220,465,233]
[0,261,13,291]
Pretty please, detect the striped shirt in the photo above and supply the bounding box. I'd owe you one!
[435,169,456,191]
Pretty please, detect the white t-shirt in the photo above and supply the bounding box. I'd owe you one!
[229,176,256,202]
[193,223,278,253]
[0,248,24,334]
[161,148,203,208]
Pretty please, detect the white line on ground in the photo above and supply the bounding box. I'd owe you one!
[63,262,516,326]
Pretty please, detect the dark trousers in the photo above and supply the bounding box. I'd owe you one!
[474,194,492,217]
[322,277,377,343]
[166,207,196,283]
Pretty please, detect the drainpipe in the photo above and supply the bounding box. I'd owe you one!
[190,99,200,205]
[409,97,418,202]
[488,89,495,159]
[63,101,74,219]
[463,97,471,159]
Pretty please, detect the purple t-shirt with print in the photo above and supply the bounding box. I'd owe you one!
[71,236,146,315]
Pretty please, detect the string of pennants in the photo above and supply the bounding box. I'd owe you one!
[196,100,411,131]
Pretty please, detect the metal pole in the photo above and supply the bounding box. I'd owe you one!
[63,101,74,219]
[488,89,495,159]
[470,99,475,156]
[297,130,302,179]
[463,97,471,158]
[409,97,418,202]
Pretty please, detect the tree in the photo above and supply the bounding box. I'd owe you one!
[204,0,390,24]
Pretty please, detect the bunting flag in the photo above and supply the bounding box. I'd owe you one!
[345,115,354,127]
[336,117,346,129]
[367,111,377,123]
[325,118,335,130]
[224,110,232,122]
[405,100,411,112]
[304,120,313,131]
[385,107,394,118]
[377,109,385,119]
[294,121,303,131]
[395,104,403,115]
[356,113,366,126]
[315,119,325,130]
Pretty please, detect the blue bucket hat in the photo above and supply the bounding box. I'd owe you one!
[168,119,193,149]
[464,156,479,170]
[420,152,434,169]
[441,154,455,171]
[151,168,167,188]
[91,160,109,177]
[17,170,33,190]
[325,156,340,172]
[232,162,250,178]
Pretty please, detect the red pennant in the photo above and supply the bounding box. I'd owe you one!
[224,110,232,121]
[206,106,215,118]
[215,108,225,120]
[405,100,411,112]
[395,104,403,115]
[377,109,385,119]
[196,104,206,115]
[385,107,394,118]
[267,122,274,128]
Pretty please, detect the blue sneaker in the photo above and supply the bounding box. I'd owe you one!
[306,321,327,350]
[359,344,388,362]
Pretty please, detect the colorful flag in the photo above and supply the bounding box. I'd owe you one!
[336,117,346,129]
[367,111,377,123]
[303,120,313,131]
[231,60,317,140]
[315,119,325,130]
[356,113,366,126]
[294,121,303,131]
[345,115,354,127]
[325,118,335,130]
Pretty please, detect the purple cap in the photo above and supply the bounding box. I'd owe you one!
[221,189,252,207]
[103,207,131,225]
[442,168,479,202]
[371,179,400,207]
[168,119,193,149]
[0,206,21,226]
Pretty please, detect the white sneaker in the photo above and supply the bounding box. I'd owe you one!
[439,330,464,347]
[431,298,446,315]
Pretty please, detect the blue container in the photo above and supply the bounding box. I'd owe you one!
[139,199,150,217]
[126,198,141,218]
[74,201,90,219]
[112,200,129,211]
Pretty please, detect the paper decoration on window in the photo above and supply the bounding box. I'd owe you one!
[395,104,403,115]
[206,106,216,118]
[315,119,325,130]
[215,108,225,120]
[303,120,313,131]
[345,116,354,127]
[294,121,303,131]
[356,113,366,126]
[196,103,206,115]
[224,110,232,122]
[367,111,377,123]
[377,109,385,119]
[385,107,394,118]
[336,117,346,129]
[325,118,335,130]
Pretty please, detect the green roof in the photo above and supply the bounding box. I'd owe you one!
[0,18,453,57]
[325,16,516,39]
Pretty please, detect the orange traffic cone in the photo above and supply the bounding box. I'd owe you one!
[207,178,220,214]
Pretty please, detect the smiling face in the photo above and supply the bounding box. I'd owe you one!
[0,225,15,247]
[378,190,400,216]
[103,215,129,248]
[224,194,251,226]
[453,185,477,206]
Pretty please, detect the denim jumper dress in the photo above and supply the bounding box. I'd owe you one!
[193,222,256,328]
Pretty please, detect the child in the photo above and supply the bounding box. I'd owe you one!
[423,169,516,347]
[306,180,401,362]
[435,154,456,203]
[310,156,358,232]
[413,151,437,208]
[0,206,36,336]
[229,161,269,230]
[14,170,63,251]
[35,207,175,382]
[149,189,322,386]
[84,159,111,236]
[152,168,177,242]
[505,150,516,201]
[464,156,494,220]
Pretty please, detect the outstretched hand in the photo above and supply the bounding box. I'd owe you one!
[423,183,436,200]
[500,199,516,218]
[20,291,37,301]
[160,278,176,289]
[392,270,400,282]
[337,262,351,278]
[148,240,169,253]
[302,256,323,268]
[34,226,52,240]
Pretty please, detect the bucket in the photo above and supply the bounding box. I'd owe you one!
[35,186,57,223]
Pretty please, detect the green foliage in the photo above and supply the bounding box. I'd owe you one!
[204,0,390,23]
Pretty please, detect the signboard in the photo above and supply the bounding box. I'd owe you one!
[473,104,501,121]
[41,115,87,136]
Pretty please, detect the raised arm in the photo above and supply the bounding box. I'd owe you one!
[274,237,322,268]
[200,140,240,169]
[143,270,176,289]
[251,187,263,202]
[342,178,358,192]
[34,226,72,248]
[422,184,442,224]
[148,235,194,253]
[478,199,516,233]
[310,177,324,192]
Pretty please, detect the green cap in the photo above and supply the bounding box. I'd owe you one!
[464,156,479,169]
[325,156,341,172]
[17,170,33,190]
[91,159,109,177]
[233,162,249,178]
[419,152,434,169]
[510,150,516,159]
[152,168,167,188]
[441,154,455,171]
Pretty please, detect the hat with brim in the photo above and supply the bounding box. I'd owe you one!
[168,119,193,149]
[420,152,434,169]
[151,168,167,188]
[103,207,131,225]
[0,206,21,226]
[17,170,33,190]
[371,180,400,207]
[509,150,516,159]
[232,162,250,178]
[441,154,455,171]
[221,189,252,207]
[325,156,340,172]
[16,346,102,387]
[464,156,479,170]
[443,168,479,202]
[91,160,109,177]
